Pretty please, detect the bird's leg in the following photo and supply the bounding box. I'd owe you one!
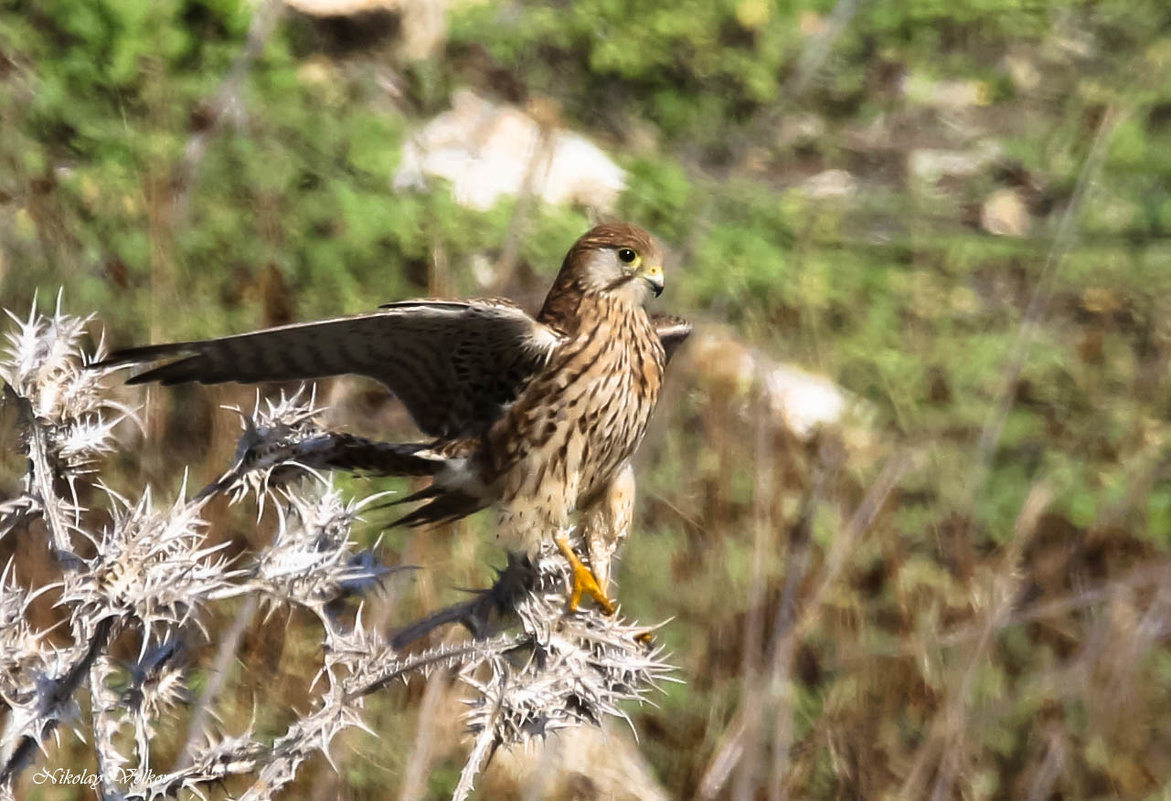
[580,463,636,600]
[554,534,616,615]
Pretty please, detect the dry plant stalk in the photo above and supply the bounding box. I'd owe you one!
[0,297,672,800]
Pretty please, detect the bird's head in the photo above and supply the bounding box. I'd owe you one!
[562,222,666,305]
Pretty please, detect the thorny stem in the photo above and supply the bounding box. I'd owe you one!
[343,635,528,702]
[3,385,75,558]
[0,617,116,788]
[89,655,121,800]
[452,708,501,801]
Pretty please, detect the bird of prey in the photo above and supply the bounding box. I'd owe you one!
[94,222,690,612]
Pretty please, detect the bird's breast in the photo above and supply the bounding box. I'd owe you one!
[489,301,664,509]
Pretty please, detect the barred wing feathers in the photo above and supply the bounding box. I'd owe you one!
[95,300,563,439]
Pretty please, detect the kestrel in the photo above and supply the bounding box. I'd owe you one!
[95,222,690,611]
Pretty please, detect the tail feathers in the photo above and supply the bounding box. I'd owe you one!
[320,435,447,477]
[379,484,443,508]
[313,433,489,528]
[389,490,488,529]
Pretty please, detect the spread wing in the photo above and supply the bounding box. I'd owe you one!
[94,300,563,439]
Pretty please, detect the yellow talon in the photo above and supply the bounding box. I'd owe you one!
[554,535,616,615]
[554,536,654,646]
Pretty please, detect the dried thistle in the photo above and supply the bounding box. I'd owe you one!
[63,484,233,636]
[0,298,674,800]
[201,388,329,506]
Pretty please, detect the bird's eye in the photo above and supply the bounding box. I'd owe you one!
[618,248,637,264]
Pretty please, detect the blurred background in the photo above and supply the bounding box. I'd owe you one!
[4,0,1171,797]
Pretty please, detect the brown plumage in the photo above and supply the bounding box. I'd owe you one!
[94,222,689,596]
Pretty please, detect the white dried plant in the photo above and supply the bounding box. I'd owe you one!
[0,299,673,800]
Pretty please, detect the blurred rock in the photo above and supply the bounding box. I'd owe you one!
[980,188,1030,237]
[762,362,855,441]
[908,141,1002,183]
[799,169,857,200]
[394,90,626,212]
[483,724,670,801]
[684,328,869,443]
[901,73,991,110]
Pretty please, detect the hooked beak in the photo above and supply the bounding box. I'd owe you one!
[644,266,664,297]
